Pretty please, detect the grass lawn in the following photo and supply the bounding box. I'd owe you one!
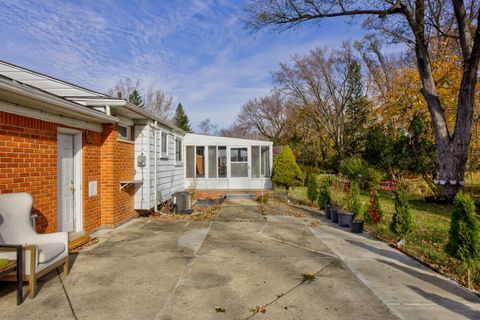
[283,186,480,291]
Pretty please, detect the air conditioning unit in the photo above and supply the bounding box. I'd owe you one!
[172,191,192,214]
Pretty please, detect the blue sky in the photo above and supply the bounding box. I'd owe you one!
[0,0,371,130]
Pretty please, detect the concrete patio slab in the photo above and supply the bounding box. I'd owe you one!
[1,201,477,320]
[309,216,480,320]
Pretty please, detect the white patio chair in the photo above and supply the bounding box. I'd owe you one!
[0,193,69,298]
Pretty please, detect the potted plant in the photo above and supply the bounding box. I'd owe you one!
[339,181,360,228]
[317,178,332,218]
[350,211,365,233]
[348,182,365,232]
[330,192,345,224]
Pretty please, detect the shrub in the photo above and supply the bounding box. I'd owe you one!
[445,192,480,266]
[366,189,383,225]
[317,178,332,209]
[307,174,319,203]
[341,157,382,190]
[256,193,270,203]
[272,145,305,191]
[390,186,413,237]
[347,182,364,220]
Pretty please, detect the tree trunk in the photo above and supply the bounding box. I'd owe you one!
[437,141,467,200]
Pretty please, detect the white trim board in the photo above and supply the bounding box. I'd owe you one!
[0,100,104,132]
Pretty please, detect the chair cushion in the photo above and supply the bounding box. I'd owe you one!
[38,243,65,263]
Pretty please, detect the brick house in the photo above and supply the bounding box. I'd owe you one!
[0,61,184,240]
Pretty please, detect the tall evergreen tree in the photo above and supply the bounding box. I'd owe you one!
[174,103,192,132]
[344,60,369,158]
[128,89,145,108]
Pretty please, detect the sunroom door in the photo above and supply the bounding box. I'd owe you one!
[229,147,250,189]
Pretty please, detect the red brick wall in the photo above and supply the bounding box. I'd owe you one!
[83,131,102,233]
[100,124,137,228]
[0,112,57,233]
[0,111,138,235]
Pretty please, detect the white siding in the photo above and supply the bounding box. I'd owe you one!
[134,124,184,210]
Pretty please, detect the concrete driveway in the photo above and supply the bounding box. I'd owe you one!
[1,200,478,319]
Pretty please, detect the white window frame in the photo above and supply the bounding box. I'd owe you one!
[175,137,183,164]
[118,124,131,141]
[161,132,169,158]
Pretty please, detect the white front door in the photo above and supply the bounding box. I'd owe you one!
[58,133,75,232]
[229,147,251,189]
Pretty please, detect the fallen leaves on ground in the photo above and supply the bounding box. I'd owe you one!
[214,307,226,313]
[250,305,267,314]
[302,273,316,282]
[70,238,99,253]
[260,200,305,217]
[146,205,221,222]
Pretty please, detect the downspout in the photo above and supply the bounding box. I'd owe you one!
[153,121,158,213]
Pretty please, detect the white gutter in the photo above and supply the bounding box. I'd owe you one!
[73,97,184,134]
[0,77,117,123]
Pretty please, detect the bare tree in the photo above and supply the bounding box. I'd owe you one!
[107,77,140,99]
[108,78,174,120]
[273,45,360,160]
[236,91,291,145]
[218,123,263,140]
[245,0,480,199]
[198,118,219,135]
[144,87,174,120]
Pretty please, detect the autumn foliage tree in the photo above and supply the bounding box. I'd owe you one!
[246,0,480,200]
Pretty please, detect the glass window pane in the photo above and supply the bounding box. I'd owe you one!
[218,146,227,178]
[161,133,168,154]
[176,139,182,161]
[208,146,217,178]
[196,146,205,178]
[261,146,270,177]
[231,163,248,177]
[231,148,248,162]
[118,125,129,139]
[251,146,260,178]
[186,146,194,178]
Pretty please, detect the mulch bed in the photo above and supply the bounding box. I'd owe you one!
[145,205,221,222]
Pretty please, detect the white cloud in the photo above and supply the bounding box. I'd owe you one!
[0,0,370,129]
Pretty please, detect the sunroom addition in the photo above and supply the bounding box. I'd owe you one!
[183,134,273,191]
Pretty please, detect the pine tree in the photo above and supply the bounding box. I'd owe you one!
[317,178,332,210]
[174,103,192,132]
[390,186,413,238]
[307,174,319,203]
[347,181,364,219]
[446,192,480,270]
[128,89,145,108]
[272,145,304,192]
[344,60,369,158]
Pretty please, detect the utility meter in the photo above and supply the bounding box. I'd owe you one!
[137,153,147,167]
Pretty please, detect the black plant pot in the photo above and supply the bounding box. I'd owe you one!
[350,220,364,233]
[331,207,339,223]
[325,205,332,219]
[338,211,354,228]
